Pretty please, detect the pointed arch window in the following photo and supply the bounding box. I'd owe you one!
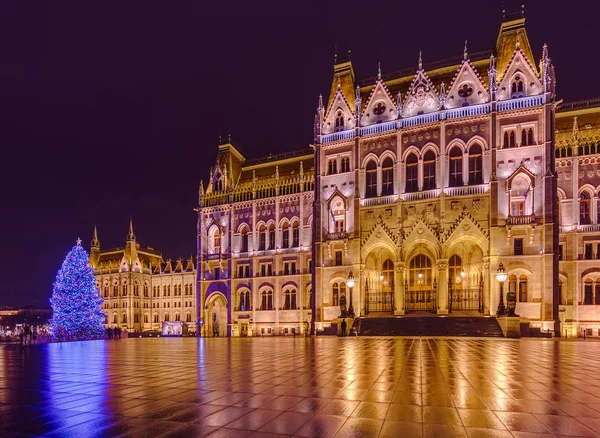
[521,129,527,147]
[332,282,339,306]
[580,191,591,225]
[382,259,394,291]
[327,158,338,175]
[210,227,221,254]
[449,255,463,286]
[503,131,509,148]
[268,224,275,250]
[283,289,297,310]
[405,153,418,193]
[282,222,290,248]
[292,221,300,247]
[261,290,273,310]
[341,156,350,173]
[365,160,377,198]
[468,144,483,185]
[381,157,394,196]
[335,111,345,132]
[527,128,534,146]
[422,151,436,191]
[241,227,249,252]
[510,131,516,148]
[258,224,266,250]
[449,147,463,187]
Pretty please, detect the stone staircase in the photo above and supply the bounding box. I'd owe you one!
[355,315,504,337]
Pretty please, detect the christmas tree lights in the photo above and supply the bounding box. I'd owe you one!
[49,239,105,341]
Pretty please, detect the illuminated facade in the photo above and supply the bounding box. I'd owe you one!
[91,220,197,333]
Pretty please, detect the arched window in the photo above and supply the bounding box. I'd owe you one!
[511,75,524,97]
[282,222,290,248]
[143,284,149,297]
[409,255,433,290]
[268,224,275,250]
[365,160,377,198]
[511,82,517,94]
[595,279,600,305]
[175,313,180,322]
[186,312,192,322]
[283,289,297,310]
[503,132,509,148]
[144,313,149,324]
[292,221,300,247]
[449,255,463,286]
[422,151,436,191]
[381,158,394,196]
[580,192,591,225]
[332,282,339,306]
[340,282,347,305]
[133,283,139,296]
[335,111,345,132]
[584,278,593,305]
[113,284,118,297]
[382,259,394,291]
[103,285,109,298]
[211,227,221,254]
[341,156,350,173]
[468,144,483,185]
[260,290,273,310]
[239,291,246,311]
[153,313,159,323]
[245,291,250,310]
[259,224,266,250]
[122,284,128,297]
[122,313,127,324]
[510,131,516,148]
[510,174,531,217]
[112,313,117,324]
[164,313,170,322]
[405,153,418,193]
[527,128,534,145]
[518,275,528,302]
[241,227,249,252]
[521,129,527,146]
[449,147,463,187]
[327,158,338,175]
[508,275,517,297]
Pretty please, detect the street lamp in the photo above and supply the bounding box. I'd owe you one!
[347,271,355,318]
[496,262,507,316]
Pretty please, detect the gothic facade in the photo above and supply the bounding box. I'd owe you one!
[91,221,197,333]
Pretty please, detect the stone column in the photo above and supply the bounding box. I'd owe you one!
[482,257,490,314]
[437,258,449,314]
[395,262,405,315]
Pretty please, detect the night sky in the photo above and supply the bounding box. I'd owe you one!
[1,1,597,307]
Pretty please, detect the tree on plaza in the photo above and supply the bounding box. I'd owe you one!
[49,239,105,341]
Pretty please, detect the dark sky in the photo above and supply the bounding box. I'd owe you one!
[1,1,597,307]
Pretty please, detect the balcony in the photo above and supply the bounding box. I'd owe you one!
[360,194,398,207]
[400,112,440,128]
[400,189,441,202]
[578,224,600,233]
[506,215,536,225]
[497,95,545,112]
[445,184,488,197]
[327,232,347,241]
[444,103,491,120]
[359,121,397,137]
[320,129,355,144]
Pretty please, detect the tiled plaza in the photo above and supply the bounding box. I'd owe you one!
[1,338,600,437]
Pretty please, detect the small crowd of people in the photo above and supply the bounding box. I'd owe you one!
[19,325,37,346]
[106,327,122,339]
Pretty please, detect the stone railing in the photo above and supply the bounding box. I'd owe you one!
[320,129,355,144]
[360,194,398,207]
[497,95,545,112]
[445,184,488,197]
[327,232,348,241]
[359,120,396,136]
[444,103,491,120]
[400,189,441,202]
[506,215,536,225]
[578,223,600,233]
[400,112,440,128]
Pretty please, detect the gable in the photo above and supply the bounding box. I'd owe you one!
[446,60,489,109]
[361,80,397,126]
[323,89,355,135]
[496,49,542,101]
[402,70,440,118]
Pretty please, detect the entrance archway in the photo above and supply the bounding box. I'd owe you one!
[364,249,396,315]
[206,294,227,337]
[406,254,435,312]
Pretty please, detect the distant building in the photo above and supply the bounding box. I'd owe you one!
[197,13,600,338]
[90,220,196,333]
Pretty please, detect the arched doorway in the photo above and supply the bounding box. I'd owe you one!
[364,256,395,314]
[406,254,435,312]
[206,294,227,337]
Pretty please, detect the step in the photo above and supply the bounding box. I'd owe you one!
[354,316,504,337]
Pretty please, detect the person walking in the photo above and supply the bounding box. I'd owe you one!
[341,319,347,337]
[107,327,113,340]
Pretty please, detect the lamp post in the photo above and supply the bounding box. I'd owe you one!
[496,262,507,316]
[347,271,355,318]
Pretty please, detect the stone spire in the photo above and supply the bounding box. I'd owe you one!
[198,180,204,204]
[488,54,497,100]
[418,51,423,70]
[313,94,323,142]
[355,85,361,126]
[127,217,135,241]
[439,82,446,110]
[377,62,382,81]
[396,91,403,118]
[463,40,468,60]
[90,226,100,268]
[91,225,99,249]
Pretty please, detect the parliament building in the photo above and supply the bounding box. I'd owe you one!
[95,14,600,338]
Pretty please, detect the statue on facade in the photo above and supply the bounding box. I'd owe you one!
[506,290,519,317]
[339,294,348,318]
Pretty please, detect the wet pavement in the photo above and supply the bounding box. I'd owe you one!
[1,337,600,437]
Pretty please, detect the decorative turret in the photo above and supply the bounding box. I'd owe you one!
[572,116,580,155]
[418,51,423,70]
[313,94,323,142]
[299,160,304,176]
[463,40,468,60]
[127,217,135,242]
[198,180,204,205]
[439,82,446,110]
[488,54,497,100]
[90,225,100,268]
[354,85,361,126]
[125,217,137,262]
[541,43,556,95]
[396,92,402,117]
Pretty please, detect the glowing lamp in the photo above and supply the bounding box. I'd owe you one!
[495,262,507,283]
[347,272,355,288]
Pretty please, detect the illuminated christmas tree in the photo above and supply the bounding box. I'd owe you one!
[49,239,105,341]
